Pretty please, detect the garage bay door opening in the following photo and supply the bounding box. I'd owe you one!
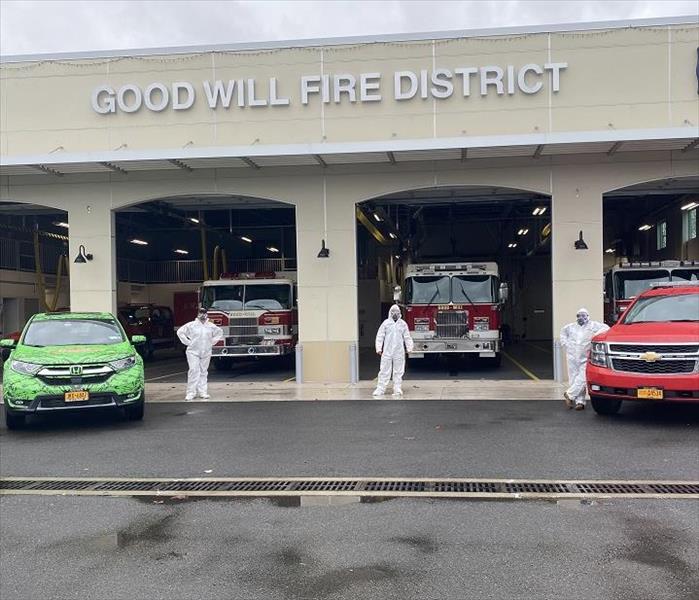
[114,194,297,383]
[603,176,699,325]
[0,202,70,338]
[356,186,553,382]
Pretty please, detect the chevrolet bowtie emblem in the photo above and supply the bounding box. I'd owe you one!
[639,352,661,363]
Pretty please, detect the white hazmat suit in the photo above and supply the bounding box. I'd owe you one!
[373,305,414,397]
[177,314,224,400]
[560,308,609,408]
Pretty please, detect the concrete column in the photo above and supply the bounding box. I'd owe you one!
[295,177,358,382]
[67,201,117,314]
[551,167,604,343]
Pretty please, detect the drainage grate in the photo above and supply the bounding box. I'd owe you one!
[1,478,697,499]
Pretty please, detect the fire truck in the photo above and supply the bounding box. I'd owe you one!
[604,260,698,325]
[199,272,297,370]
[397,262,509,364]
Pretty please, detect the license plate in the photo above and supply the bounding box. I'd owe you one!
[637,388,663,400]
[64,391,89,402]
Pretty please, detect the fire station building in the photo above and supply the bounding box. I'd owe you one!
[1,16,698,383]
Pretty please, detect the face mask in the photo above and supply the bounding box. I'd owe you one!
[198,314,208,323]
[576,315,588,326]
[391,313,399,322]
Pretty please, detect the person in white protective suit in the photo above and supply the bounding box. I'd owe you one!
[373,304,414,397]
[177,307,224,401]
[560,308,609,410]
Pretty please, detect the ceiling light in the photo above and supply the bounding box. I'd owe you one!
[605,248,615,254]
[638,224,652,231]
[189,217,200,224]
[681,202,698,211]
[394,255,400,259]
[267,246,279,253]
[373,213,382,222]
[240,236,252,243]
[388,232,397,239]
[517,228,529,236]
[53,221,69,228]
[532,207,547,216]
[508,243,517,248]
[174,249,189,255]
[130,239,148,245]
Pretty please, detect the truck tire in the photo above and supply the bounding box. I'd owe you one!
[213,357,233,371]
[5,410,26,430]
[124,398,145,421]
[590,396,622,415]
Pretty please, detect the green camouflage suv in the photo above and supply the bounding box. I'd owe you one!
[1,312,145,429]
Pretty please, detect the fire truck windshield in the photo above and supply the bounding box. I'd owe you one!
[614,270,670,299]
[452,275,497,303]
[405,276,450,304]
[671,268,699,282]
[201,284,291,311]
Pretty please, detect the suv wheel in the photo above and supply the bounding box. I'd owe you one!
[591,395,622,415]
[124,397,145,421]
[5,411,26,430]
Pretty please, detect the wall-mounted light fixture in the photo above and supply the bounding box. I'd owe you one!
[574,230,588,250]
[73,244,93,263]
[317,239,330,258]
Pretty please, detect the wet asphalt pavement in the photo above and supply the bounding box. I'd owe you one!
[1,495,697,600]
[1,400,697,599]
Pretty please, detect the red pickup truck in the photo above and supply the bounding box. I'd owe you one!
[586,282,699,415]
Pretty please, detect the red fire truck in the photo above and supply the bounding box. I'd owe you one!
[398,262,509,364]
[604,260,698,325]
[199,272,297,370]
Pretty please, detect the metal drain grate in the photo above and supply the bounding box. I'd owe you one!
[1,478,698,498]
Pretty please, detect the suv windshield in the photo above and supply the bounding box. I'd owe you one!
[22,319,125,346]
[119,307,150,324]
[622,293,699,324]
[405,276,450,304]
[201,284,291,311]
[614,270,670,299]
[452,276,497,303]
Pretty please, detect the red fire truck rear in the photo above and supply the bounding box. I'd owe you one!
[604,260,698,325]
[398,262,508,363]
[199,272,297,369]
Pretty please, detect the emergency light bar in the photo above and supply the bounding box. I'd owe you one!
[219,272,277,279]
[649,281,699,288]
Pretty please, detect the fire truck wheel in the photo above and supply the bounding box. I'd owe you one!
[590,396,622,415]
[213,357,233,371]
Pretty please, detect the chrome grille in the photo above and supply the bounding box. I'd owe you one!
[37,365,113,385]
[609,344,699,354]
[436,311,468,338]
[611,359,696,374]
[229,317,259,337]
[226,336,264,345]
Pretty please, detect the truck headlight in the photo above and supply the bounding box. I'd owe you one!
[590,342,608,368]
[474,317,490,331]
[109,356,137,372]
[414,324,430,332]
[10,360,42,375]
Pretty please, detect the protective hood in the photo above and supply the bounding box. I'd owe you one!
[388,304,402,321]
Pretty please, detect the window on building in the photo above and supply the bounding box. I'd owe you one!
[683,208,697,242]
[656,220,667,250]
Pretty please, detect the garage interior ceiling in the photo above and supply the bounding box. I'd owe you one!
[1,138,697,178]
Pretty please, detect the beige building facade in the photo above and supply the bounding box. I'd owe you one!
[1,17,698,382]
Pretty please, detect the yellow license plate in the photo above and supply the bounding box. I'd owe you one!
[637,388,663,400]
[64,391,89,402]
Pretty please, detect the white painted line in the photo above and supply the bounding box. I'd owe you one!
[145,370,188,382]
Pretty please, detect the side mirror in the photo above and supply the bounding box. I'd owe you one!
[499,282,509,304]
[131,335,147,345]
[0,338,16,362]
[393,286,402,302]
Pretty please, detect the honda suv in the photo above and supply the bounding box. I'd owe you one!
[1,312,146,429]
[586,282,699,415]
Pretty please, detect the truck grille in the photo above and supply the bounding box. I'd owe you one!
[37,365,113,386]
[229,317,259,337]
[227,336,264,345]
[609,344,699,354]
[436,311,468,338]
[611,359,697,374]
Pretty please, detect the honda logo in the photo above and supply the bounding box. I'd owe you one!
[70,365,83,376]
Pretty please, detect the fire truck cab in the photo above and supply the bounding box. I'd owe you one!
[200,272,297,370]
[397,262,508,363]
[604,260,698,325]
